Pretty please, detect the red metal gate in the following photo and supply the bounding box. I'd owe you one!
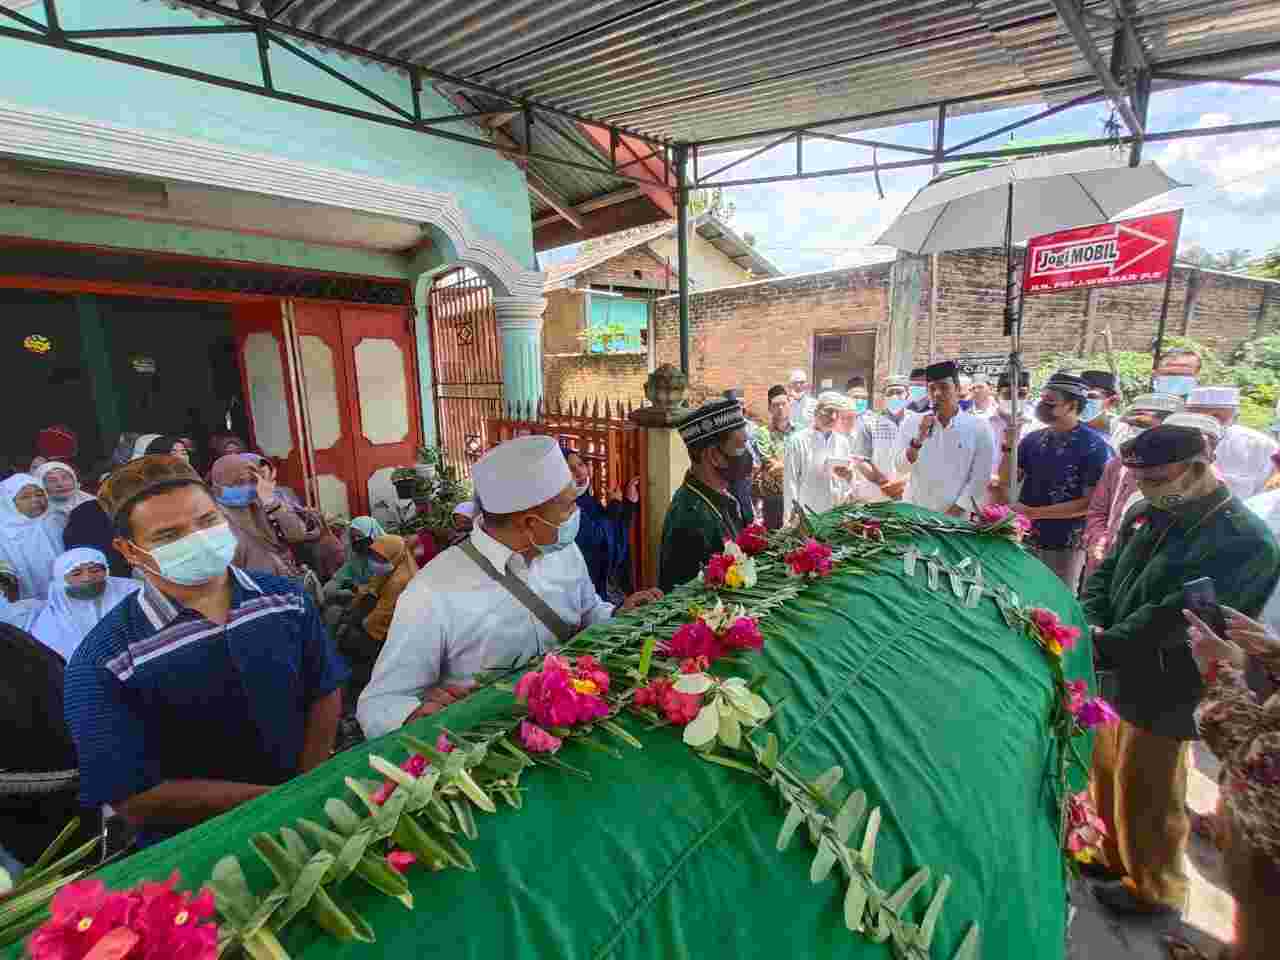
[428,268,502,479]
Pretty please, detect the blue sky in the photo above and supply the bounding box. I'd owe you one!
[540,76,1280,276]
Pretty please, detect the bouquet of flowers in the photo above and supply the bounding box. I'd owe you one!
[700,541,759,590]
[666,600,763,663]
[973,504,1032,543]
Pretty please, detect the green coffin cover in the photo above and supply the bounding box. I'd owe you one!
[38,505,1093,960]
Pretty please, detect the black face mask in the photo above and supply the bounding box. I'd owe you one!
[351,538,372,555]
[717,447,754,484]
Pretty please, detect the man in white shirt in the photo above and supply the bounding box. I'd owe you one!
[783,391,857,523]
[787,369,817,430]
[852,375,912,502]
[1185,386,1279,500]
[969,374,996,418]
[898,360,995,516]
[357,435,661,738]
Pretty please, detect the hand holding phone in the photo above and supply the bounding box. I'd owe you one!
[1183,577,1227,635]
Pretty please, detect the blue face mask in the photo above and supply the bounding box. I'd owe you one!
[1081,398,1104,422]
[909,385,927,402]
[216,484,257,508]
[136,523,238,586]
[852,398,868,413]
[1153,375,1197,399]
[533,508,580,555]
[959,399,973,411]
[886,396,908,414]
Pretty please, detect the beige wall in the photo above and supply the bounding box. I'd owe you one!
[649,231,755,291]
[543,288,587,354]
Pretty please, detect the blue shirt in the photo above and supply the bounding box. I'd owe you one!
[574,492,634,599]
[1017,424,1113,549]
[64,568,348,841]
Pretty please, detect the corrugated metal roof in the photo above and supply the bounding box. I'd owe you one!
[175,0,1280,155]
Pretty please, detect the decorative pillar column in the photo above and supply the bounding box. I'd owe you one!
[494,296,547,414]
[630,363,691,588]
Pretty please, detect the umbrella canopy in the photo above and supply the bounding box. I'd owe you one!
[876,146,1182,254]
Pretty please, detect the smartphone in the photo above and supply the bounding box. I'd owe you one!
[1183,576,1227,635]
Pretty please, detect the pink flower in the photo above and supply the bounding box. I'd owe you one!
[1075,697,1120,729]
[574,655,611,695]
[31,880,137,960]
[631,678,702,725]
[735,523,769,555]
[785,539,833,577]
[372,752,430,805]
[1065,679,1088,715]
[979,504,1012,524]
[519,720,562,754]
[516,657,610,727]
[1030,608,1059,633]
[680,656,710,674]
[133,873,217,960]
[703,552,734,586]
[1055,623,1081,652]
[722,616,764,651]
[386,851,417,874]
[435,733,454,754]
[667,620,722,661]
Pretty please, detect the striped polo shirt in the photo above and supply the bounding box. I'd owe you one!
[63,567,348,836]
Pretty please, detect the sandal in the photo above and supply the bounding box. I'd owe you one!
[1163,935,1225,960]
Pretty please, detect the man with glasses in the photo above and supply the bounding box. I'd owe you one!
[787,369,817,431]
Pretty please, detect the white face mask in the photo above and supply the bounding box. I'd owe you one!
[135,523,237,586]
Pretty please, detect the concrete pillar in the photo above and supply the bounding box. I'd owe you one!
[640,424,690,588]
[494,296,547,414]
[75,294,122,452]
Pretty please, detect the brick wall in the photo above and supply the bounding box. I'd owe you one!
[648,253,1280,412]
[577,248,674,292]
[543,353,649,410]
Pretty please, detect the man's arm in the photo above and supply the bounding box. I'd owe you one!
[1084,461,1119,555]
[992,423,1022,505]
[782,433,802,523]
[298,688,342,773]
[116,780,271,828]
[357,588,445,738]
[1080,536,1121,627]
[1018,495,1092,521]
[571,546,615,626]
[658,524,715,594]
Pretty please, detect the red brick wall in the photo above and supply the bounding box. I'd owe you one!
[577,249,674,292]
[649,254,1279,407]
[654,267,892,416]
[543,353,649,410]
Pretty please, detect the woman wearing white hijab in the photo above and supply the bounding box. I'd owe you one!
[33,461,97,543]
[0,560,42,631]
[31,548,139,662]
[0,474,61,601]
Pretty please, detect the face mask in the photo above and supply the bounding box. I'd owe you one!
[532,508,580,555]
[136,523,238,586]
[718,447,754,484]
[886,397,908,414]
[216,484,257,508]
[1137,468,1202,511]
[1081,399,1103,422]
[368,558,394,578]
[67,580,107,600]
[1153,375,1197,398]
[574,480,591,497]
[909,385,927,402]
[959,399,973,412]
[852,398,868,413]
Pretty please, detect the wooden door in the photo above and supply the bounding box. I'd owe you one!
[229,300,307,500]
[336,307,421,518]
[292,302,360,520]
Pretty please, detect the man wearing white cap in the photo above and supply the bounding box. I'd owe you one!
[1186,386,1278,500]
[852,376,912,501]
[358,436,661,738]
[783,391,858,522]
[787,369,817,430]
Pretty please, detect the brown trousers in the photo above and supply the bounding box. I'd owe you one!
[1090,719,1191,909]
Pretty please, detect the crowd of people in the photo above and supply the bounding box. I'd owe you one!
[4,348,1279,959]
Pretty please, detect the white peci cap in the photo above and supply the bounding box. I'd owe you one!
[789,369,808,383]
[1186,386,1240,408]
[1165,412,1224,441]
[472,436,571,514]
[452,500,478,518]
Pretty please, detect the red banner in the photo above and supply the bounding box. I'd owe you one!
[1022,210,1182,295]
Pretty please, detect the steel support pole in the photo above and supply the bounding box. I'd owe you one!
[676,145,691,374]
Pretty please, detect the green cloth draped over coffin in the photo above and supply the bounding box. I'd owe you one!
[38,505,1093,960]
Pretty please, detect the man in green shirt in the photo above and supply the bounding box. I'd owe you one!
[1082,424,1280,917]
[658,398,753,593]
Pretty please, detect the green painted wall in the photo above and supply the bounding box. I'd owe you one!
[1,0,535,272]
[0,205,411,278]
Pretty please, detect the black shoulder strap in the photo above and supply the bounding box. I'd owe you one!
[458,540,577,643]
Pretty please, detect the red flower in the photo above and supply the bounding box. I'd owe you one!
[785,539,833,577]
[435,733,454,754]
[722,616,764,651]
[515,655,610,727]
[735,523,769,555]
[703,553,734,587]
[386,851,417,874]
[31,881,136,960]
[519,720,562,754]
[680,656,710,674]
[133,873,216,960]
[667,620,722,661]
[1065,679,1087,715]
[574,655,611,695]
[1075,697,1119,729]
[631,678,702,726]
[372,752,430,805]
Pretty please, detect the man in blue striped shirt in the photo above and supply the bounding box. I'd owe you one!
[63,455,347,846]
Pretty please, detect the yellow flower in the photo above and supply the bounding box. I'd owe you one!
[1047,638,1063,658]
[1073,849,1095,864]
[571,678,599,696]
[724,565,745,589]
